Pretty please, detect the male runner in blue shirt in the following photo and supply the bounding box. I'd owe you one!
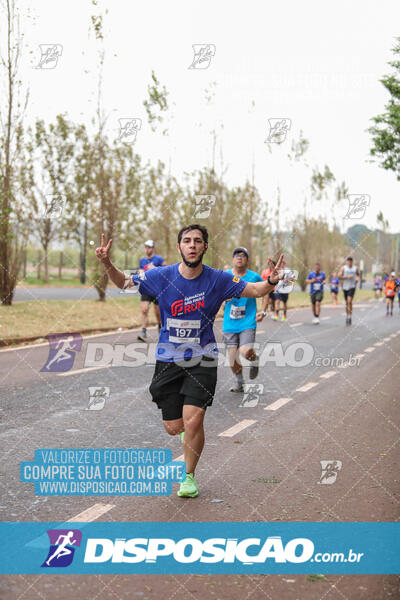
[95,224,284,498]
[306,263,326,324]
[222,247,266,392]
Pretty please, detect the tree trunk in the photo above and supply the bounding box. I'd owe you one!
[80,218,88,284]
[58,251,63,279]
[37,250,42,279]
[44,246,49,283]
[23,248,27,279]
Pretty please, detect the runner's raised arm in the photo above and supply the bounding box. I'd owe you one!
[95,233,126,289]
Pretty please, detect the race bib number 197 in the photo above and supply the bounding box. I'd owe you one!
[166,319,201,344]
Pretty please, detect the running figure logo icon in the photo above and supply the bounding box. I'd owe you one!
[86,386,110,410]
[39,195,65,219]
[35,44,63,69]
[344,194,370,219]
[188,44,216,69]
[117,118,142,144]
[41,333,82,373]
[265,118,291,144]
[193,195,216,218]
[41,529,82,568]
[318,460,342,484]
[240,384,264,408]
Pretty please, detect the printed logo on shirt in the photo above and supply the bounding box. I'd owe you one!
[232,276,240,283]
[170,293,205,317]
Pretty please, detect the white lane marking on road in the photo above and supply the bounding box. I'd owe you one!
[365,347,376,353]
[57,365,111,376]
[320,317,330,320]
[264,398,292,411]
[390,333,397,338]
[320,371,337,379]
[67,503,115,522]
[374,341,384,346]
[354,354,365,360]
[383,337,391,342]
[26,502,115,548]
[296,382,318,392]
[290,322,303,327]
[219,420,257,437]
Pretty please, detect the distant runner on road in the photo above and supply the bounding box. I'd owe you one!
[330,272,339,306]
[306,263,326,324]
[95,225,284,499]
[138,239,166,342]
[338,256,359,326]
[384,272,397,317]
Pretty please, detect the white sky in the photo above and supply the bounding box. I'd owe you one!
[16,0,400,232]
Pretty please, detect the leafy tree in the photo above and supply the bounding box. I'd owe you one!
[369,37,400,180]
[25,116,75,282]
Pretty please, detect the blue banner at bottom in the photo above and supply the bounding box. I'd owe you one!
[1,522,398,574]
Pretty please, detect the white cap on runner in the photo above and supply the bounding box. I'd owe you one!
[144,239,155,247]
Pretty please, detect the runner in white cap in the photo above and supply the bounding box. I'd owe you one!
[138,240,166,342]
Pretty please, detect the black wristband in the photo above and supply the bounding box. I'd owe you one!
[267,275,276,286]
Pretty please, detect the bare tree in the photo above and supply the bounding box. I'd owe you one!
[0,0,29,304]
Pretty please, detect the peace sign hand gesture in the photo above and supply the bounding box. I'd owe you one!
[95,233,113,265]
[267,254,285,284]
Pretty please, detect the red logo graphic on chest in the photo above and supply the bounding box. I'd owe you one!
[171,298,205,316]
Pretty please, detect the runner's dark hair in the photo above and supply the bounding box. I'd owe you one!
[178,224,208,245]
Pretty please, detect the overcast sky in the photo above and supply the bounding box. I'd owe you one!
[16,0,400,232]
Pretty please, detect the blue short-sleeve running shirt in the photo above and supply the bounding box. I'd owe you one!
[330,277,339,291]
[139,255,164,270]
[307,271,326,294]
[131,263,247,361]
[222,269,263,333]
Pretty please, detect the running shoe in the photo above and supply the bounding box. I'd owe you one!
[180,432,185,443]
[281,315,287,322]
[230,383,244,392]
[249,359,259,380]
[313,317,320,324]
[272,315,279,321]
[177,473,199,498]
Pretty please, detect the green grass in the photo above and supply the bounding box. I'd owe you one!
[18,275,88,287]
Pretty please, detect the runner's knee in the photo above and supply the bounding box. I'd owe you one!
[163,419,184,436]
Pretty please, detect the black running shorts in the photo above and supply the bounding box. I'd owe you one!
[343,288,356,300]
[140,294,159,305]
[149,356,218,421]
[311,291,323,303]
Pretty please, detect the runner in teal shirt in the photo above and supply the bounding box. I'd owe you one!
[222,247,267,392]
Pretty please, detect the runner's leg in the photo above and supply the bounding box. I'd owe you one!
[182,404,205,474]
[154,302,161,328]
[140,300,150,337]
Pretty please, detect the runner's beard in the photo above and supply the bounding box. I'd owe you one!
[180,247,206,268]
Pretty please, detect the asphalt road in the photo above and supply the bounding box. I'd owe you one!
[0,298,399,599]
